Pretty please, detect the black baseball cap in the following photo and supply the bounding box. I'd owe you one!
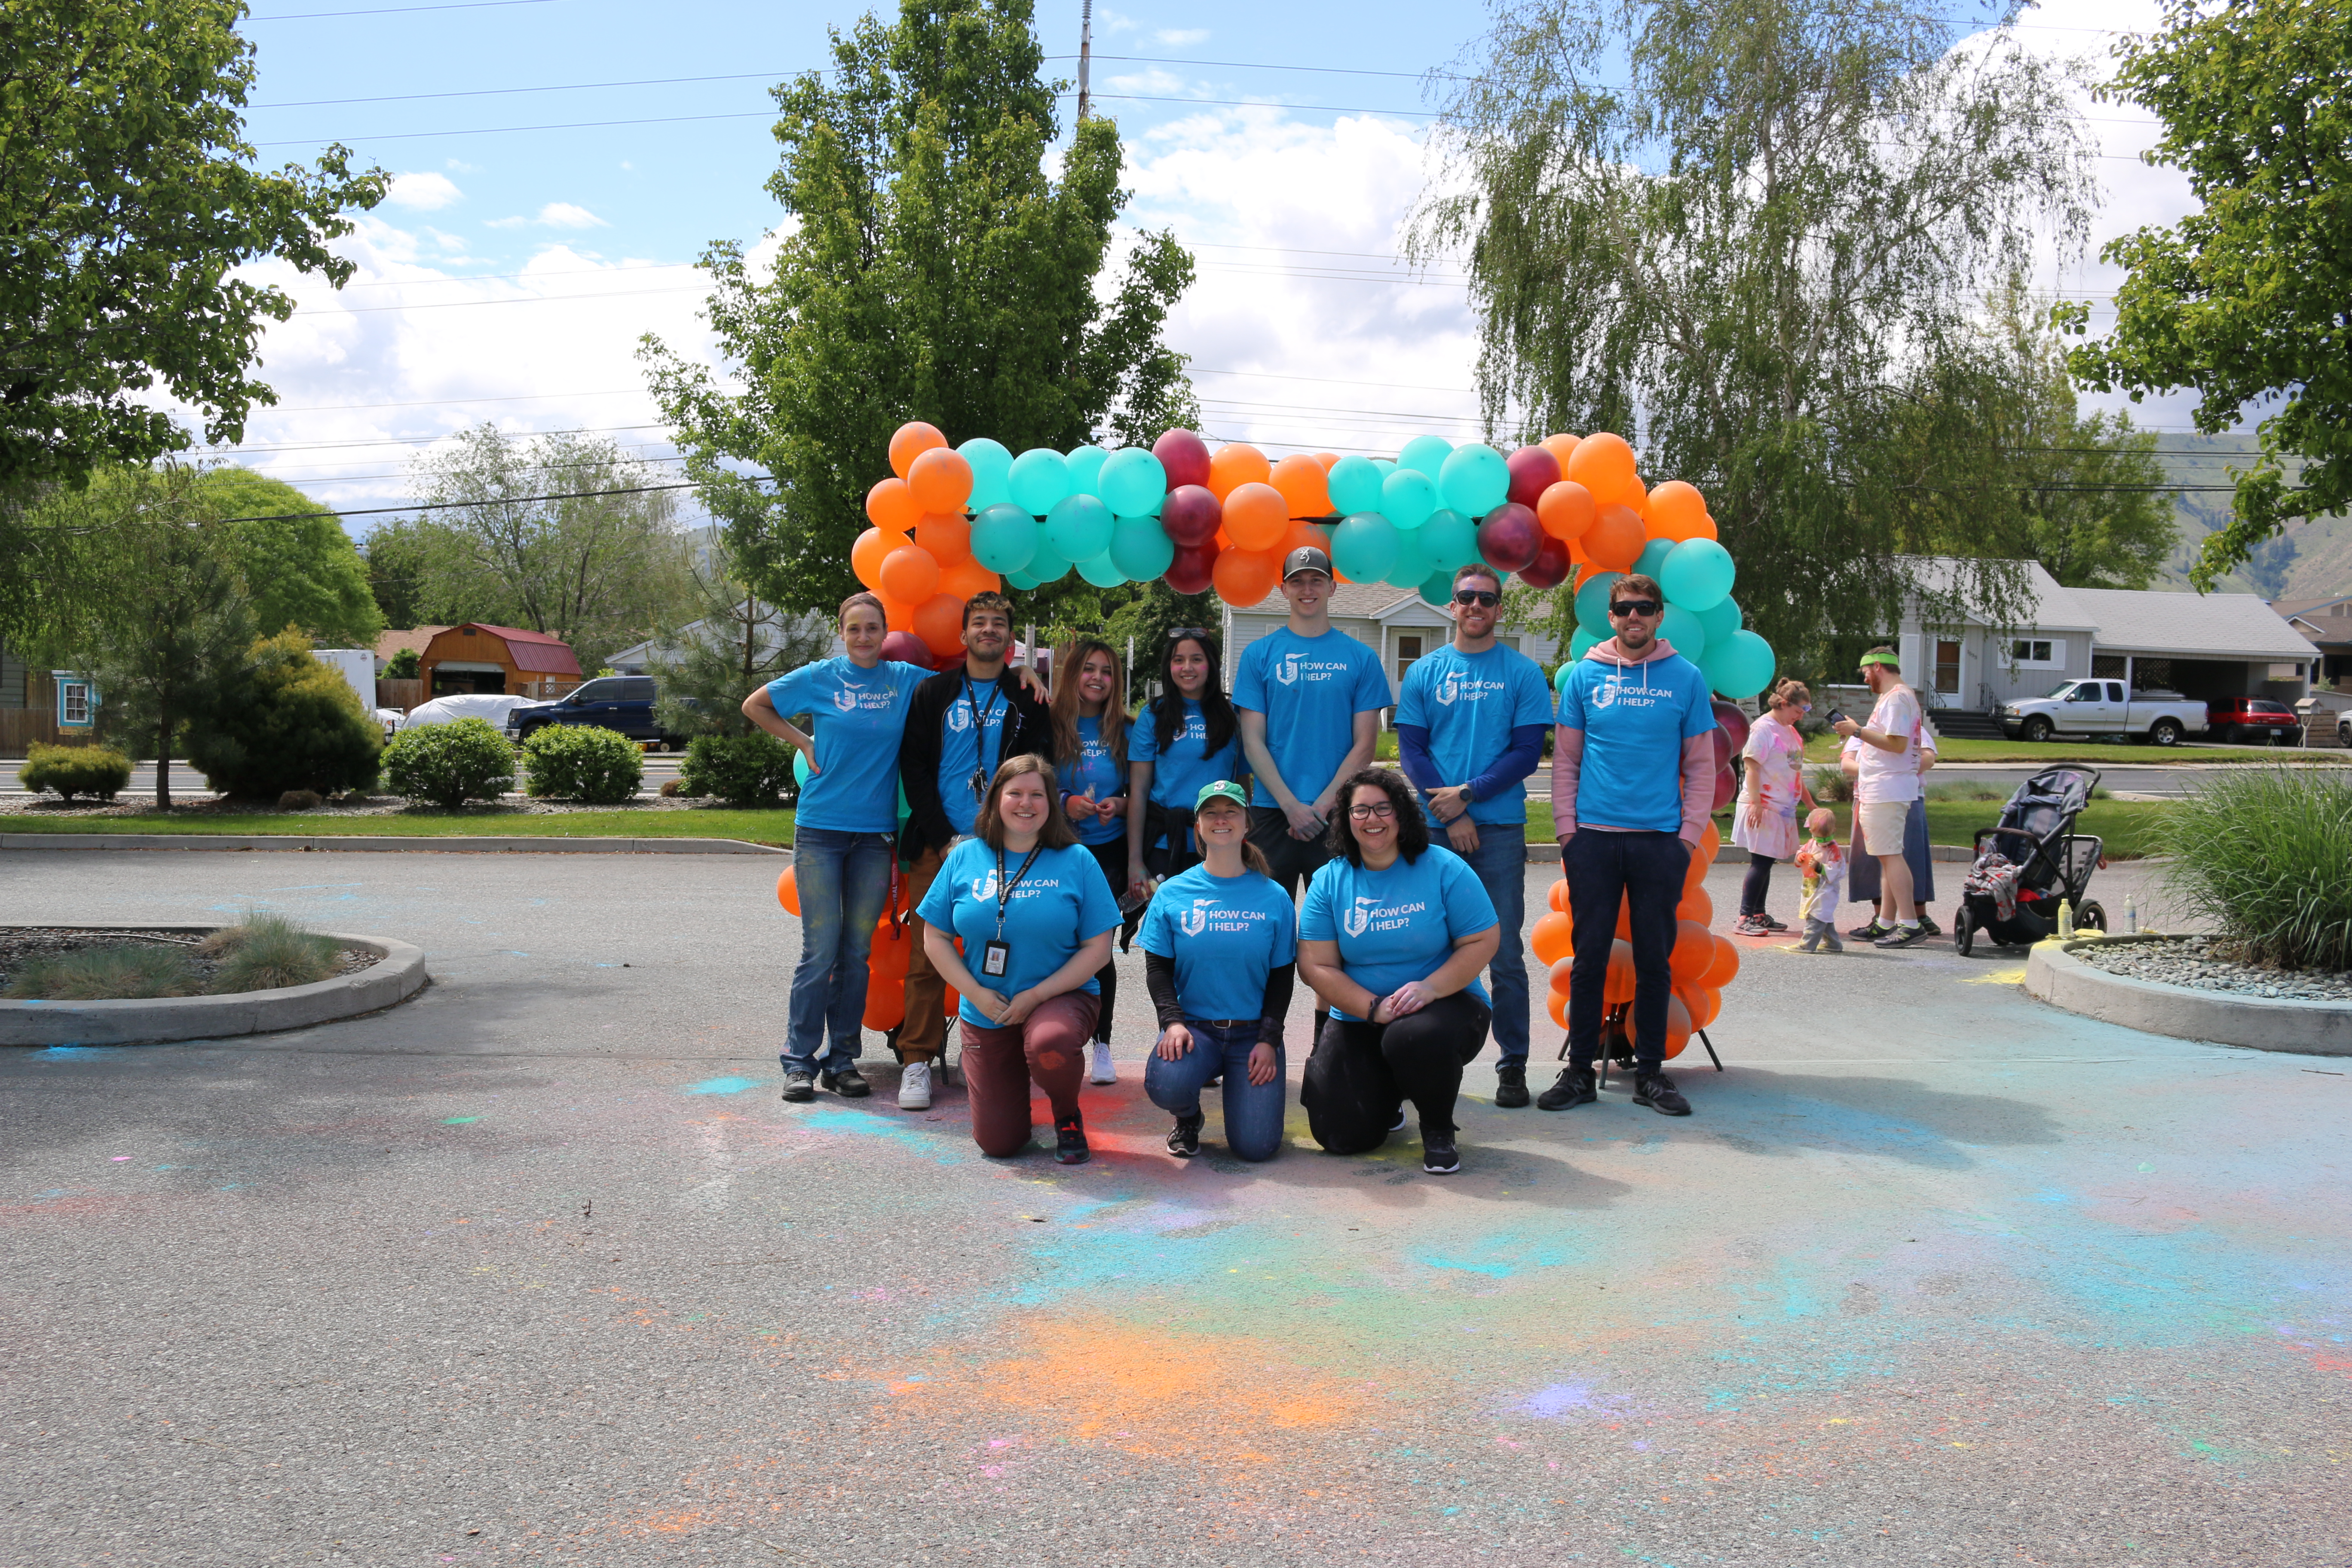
[1282,545,1334,580]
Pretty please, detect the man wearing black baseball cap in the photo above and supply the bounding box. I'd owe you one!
[1233,546,1392,896]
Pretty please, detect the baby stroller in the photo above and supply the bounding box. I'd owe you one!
[1952,766,2106,956]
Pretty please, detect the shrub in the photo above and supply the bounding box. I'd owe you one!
[5,945,201,1000]
[205,912,341,992]
[187,629,381,798]
[522,724,644,804]
[385,648,421,679]
[382,717,516,808]
[1805,764,1853,804]
[2161,767,2352,971]
[21,742,133,802]
[277,789,323,811]
[679,732,799,807]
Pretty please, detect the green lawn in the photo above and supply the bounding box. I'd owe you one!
[2,808,798,844]
[1799,733,2307,765]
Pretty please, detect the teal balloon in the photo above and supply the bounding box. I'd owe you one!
[1098,446,1167,518]
[1006,568,1041,591]
[1438,443,1510,517]
[1065,444,1109,499]
[1568,628,1599,662]
[1330,512,1400,582]
[1327,455,1385,515]
[1574,570,1624,635]
[1077,548,1127,588]
[1660,537,1736,612]
[1107,516,1175,581]
[897,779,911,826]
[1658,603,1708,663]
[971,502,1039,573]
[1634,536,1675,581]
[1695,594,1743,648]
[793,749,812,788]
[1554,659,1575,693]
[1419,570,1455,608]
[1024,539,1070,585]
[1008,447,1070,514]
[1700,628,1776,699]
[1416,508,1480,571]
[959,438,1014,511]
[1372,458,1397,477]
[1381,468,1438,530]
[1397,434,1454,479]
[1381,524,1429,588]
[1044,493,1114,563]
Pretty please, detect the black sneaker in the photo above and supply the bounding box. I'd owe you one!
[1847,918,1890,942]
[1537,1066,1597,1111]
[1494,1062,1530,1109]
[1873,922,1928,949]
[820,1066,871,1098]
[1633,1071,1691,1116]
[780,1068,815,1102]
[1421,1130,1461,1174]
[1166,1113,1203,1158]
[1761,913,1789,931]
[1914,913,1942,937]
[1055,1114,1091,1165]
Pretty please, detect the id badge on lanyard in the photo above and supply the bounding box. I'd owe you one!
[984,843,1042,981]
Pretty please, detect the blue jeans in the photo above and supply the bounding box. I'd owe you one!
[1460,825,1531,1064]
[783,827,896,1073]
[1142,1019,1287,1162]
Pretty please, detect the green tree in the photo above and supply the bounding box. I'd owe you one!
[197,468,385,647]
[0,0,384,636]
[640,0,1200,618]
[651,536,833,740]
[1411,0,2098,661]
[2061,0,2352,588]
[187,628,382,799]
[361,516,437,631]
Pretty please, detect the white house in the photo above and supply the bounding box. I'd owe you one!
[1219,581,1566,716]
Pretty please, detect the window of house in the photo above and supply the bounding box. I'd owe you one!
[2010,638,2062,668]
[57,679,91,726]
[1396,635,1423,680]
[1933,638,1960,695]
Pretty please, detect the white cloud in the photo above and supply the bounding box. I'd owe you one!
[1105,67,1192,95]
[1097,7,1141,35]
[486,202,611,231]
[1152,28,1209,45]
[384,172,462,211]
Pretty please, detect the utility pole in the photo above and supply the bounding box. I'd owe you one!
[1076,0,1093,121]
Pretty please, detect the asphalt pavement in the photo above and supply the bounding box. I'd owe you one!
[5,848,2342,1566]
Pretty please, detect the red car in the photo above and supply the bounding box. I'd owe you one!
[2205,698,2304,745]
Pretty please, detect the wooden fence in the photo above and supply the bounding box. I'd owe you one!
[377,678,425,712]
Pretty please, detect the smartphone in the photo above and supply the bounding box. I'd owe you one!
[1824,709,1850,728]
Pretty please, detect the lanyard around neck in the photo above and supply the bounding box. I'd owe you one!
[993,843,1043,940]
[962,674,1006,777]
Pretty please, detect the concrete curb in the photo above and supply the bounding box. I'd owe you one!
[0,925,429,1047]
[1524,841,1975,864]
[1,833,787,856]
[2024,933,2352,1057]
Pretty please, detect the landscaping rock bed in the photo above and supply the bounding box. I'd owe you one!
[0,793,740,820]
[2072,934,2352,1003]
[0,927,379,995]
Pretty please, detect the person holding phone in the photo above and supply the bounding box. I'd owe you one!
[916,755,1122,1164]
[1048,638,1133,1085]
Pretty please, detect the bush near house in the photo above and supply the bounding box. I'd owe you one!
[188,630,382,798]
[21,742,134,801]
[381,717,516,808]
[521,724,643,805]
[678,732,798,808]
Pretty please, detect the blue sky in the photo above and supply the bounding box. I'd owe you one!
[213,0,2196,532]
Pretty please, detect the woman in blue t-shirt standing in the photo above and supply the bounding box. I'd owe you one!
[744,591,935,1103]
[1125,627,1246,893]
[916,754,1123,1164]
[1139,781,1298,1162]
[1048,639,1133,1086]
[1298,768,1502,1175]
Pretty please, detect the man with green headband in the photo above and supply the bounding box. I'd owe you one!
[1831,646,1926,948]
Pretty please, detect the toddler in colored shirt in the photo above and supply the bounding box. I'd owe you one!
[1792,808,1847,953]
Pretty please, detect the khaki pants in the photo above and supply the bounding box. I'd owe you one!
[898,844,949,1063]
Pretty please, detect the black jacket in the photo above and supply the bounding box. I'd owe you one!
[897,666,1055,857]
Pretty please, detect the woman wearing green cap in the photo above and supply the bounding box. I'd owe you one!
[1138,780,1299,1161]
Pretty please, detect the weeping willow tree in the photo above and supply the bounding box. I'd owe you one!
[1412,0,2103,665]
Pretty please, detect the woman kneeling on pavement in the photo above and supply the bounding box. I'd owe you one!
[1297,768,1501,1175]
[1139,781,1298,1162]
[916,754,1121,1164]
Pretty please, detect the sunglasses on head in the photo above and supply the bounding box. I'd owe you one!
[1452,589,1500,608]
[1610,598,1662,618]
[1166,627,1211,644]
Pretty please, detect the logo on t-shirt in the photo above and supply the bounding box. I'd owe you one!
[1344,894,1431,937]
[1436,673,1460,705]
[832,688,858,712]
[1180,898,1210,937]
[1590,678,1617,711]
[1276,655,1299,686]
[947,703,971,732]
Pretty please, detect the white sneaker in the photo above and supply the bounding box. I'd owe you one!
[896,1060,932,1111]
[1087,1041,1118,1084]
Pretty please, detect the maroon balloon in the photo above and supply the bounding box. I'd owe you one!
[1710,726,1732,771]
[931,650,965,672]
[1152,428,1214,491]
[1161,483,1223,547]
[1165,539,1220,596]
[1518,532,1573,589]
[1711,698,1752,756]
[1711,763,1737,814]
[879,631,932,666]
[1505,445,1562,508]
[1476,501,1542,573]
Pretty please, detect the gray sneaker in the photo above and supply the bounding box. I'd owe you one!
[781,1068,816,1102]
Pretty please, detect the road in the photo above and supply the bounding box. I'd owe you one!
[4,848,2340,1565]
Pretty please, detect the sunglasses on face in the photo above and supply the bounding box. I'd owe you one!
[1453,589,1500,608]
[1610,599,1662,618]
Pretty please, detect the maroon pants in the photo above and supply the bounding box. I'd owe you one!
[959,992,1099,1158]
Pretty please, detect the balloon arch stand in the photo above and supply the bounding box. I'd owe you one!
[786,420,1771,1067]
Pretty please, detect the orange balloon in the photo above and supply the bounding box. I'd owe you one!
[1565,432,1638,507]
[879,545,941,604]
[1694,985,1722,1027]
[1684,844,1710,893]
[851,527,895,591]
[1531,910,1575,965]
[1312,451,1341,472]
[1646,480,1709,542]
[907,446,974,514]
[1537,480,1598,541]
[776,867,801,916]
[863,979,906,1032]
[882,594,915,633]
[1583,505,1645,571]
[1270,454,1333,518]
[1547,879,1572,914]
[1212,545,1280,607]
[1548,989,1572,1029]
[889,421,947,479]
[1614,894,1632,940]
[1621,474,1648,516]
[913,592,966,658]
[917,511,972,567]
[1207,443,1271,501]
[1548,954,1576,997]
[1688,512,1720,541]
[1540,432,1582,468]
[1676,885,1712,926]
[1697,934,1741,989]
[1669,918,1714,982]
[867,477,922,533]
[1222,482,1289,551]
[1604,938,1636,1004]
[939,557,1000,598]
[1697,820,1721,863]
[1663,994,1693,1060]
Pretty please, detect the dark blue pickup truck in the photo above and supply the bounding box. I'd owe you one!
[505,676,686,749]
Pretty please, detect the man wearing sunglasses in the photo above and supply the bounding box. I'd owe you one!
[1394,563,1555,1107]
[1543,571,1718,1117]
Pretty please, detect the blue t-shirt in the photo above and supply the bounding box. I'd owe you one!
[1232,626,1392,807]
[764,657,931,833]
[1394,642,1556,826]
[1129,698,1246,847]
[1056,713,1128,846]
[937,673,1022,837]
[1556,650,1718,835]
[1137,864,1299,1023]
[914,838,1122,1027]
[1299,847,1498,1021]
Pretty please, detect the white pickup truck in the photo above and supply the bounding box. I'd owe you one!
[1998,680,2210,746]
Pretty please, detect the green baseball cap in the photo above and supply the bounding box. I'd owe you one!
[1195,779,1249,811]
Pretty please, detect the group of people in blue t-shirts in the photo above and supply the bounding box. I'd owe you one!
[745,545,1723,1174]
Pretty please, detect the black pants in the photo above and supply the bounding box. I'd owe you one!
[1564,828,1689,1073]
[1302,991,1492,1151]
[1739,854,1776,917]
[1083,840,1125,1042]
[1247,805,1335,899]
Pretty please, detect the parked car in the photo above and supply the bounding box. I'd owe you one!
[1999,680,2208,746]
[2205,698,2304,746]
[400,693,538,732]
[504,675,681,748]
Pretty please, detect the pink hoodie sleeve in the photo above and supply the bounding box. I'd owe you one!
[1678,733,1715,844]
[1550,726,1584,838]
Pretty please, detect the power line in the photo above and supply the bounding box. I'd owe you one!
[246,0,554,18]
[217,478,729,524]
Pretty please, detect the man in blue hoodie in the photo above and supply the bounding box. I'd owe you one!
[1540,572,1717,1116]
